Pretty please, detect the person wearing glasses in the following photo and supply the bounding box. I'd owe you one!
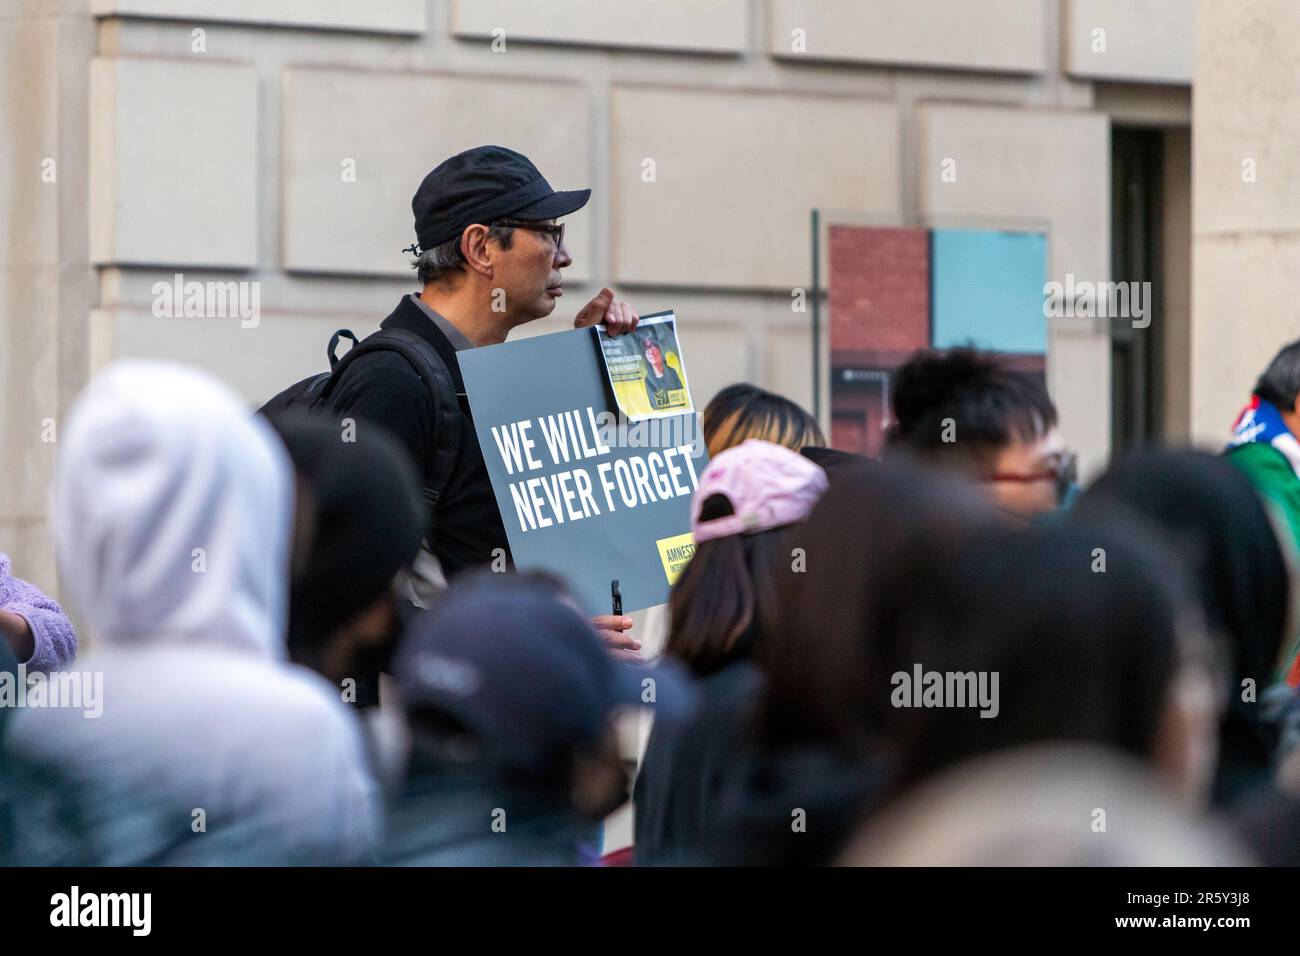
[884,346,1076,520]
[326,146,643,690]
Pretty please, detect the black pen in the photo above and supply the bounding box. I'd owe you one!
[611,579,622,618]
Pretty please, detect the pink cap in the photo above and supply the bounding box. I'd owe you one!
[691,439,829,544]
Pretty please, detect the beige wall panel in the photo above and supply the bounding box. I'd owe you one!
[452,0,748,54]
[670,323,753,410]
[0,272,60,527]
[0,18,60,268]
[282,67,593,282]
[90,0,426,34]
[1194,0,1300,234]
[1191,1,1300,444]
[98,308,385,406]
[611,86,899,290]
[89,56,258,268]
[1065,0,1193,84]
[764,325,815,416]
[1191,235,1300,447]
[767,0,1047,73]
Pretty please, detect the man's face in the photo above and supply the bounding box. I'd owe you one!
[984,428,1068,519]
[492,219,571,323]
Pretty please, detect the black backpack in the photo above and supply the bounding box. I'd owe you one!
[260,327,462,516]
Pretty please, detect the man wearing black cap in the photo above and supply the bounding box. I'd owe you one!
[327,145,641,658]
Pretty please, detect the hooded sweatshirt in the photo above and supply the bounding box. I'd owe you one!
[1,361,378,866]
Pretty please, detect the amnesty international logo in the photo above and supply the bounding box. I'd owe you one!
[656,531,696,584]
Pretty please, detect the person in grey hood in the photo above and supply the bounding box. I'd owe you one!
[0,361,378,866]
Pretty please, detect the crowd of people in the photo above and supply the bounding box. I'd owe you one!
[4,144,1300,867]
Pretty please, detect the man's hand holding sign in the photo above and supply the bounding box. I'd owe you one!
[575,286,639,337]
[573,285,642,659]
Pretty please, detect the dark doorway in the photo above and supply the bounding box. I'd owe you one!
[1111,127,1165,448]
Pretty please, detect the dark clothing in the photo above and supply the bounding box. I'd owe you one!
[0,637,15,741]
[382,763,595,867]
[801,446,872,478]
[328,294,510,579]
[633,658,762,866]
[1231,784,1300,865]
[706,745,889,866]
[643,364,684,410]
[269,415,425,658]
[1079,450,1292,808]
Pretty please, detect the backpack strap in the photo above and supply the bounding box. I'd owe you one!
[322,327,463,514]
[327,329,360,370]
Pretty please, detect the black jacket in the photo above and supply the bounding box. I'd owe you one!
[328,295,510,578]
[633,657,763,865]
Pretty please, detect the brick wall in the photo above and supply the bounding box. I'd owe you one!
[829,225,930,358]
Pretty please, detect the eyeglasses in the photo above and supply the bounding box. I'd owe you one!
[986,450,1078,505]
[493,219,565,250]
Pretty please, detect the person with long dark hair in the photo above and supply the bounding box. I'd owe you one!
[883,520,1219,806]
[632,439,827,864]
[707,460,996,865]
[1076,449,1295,807]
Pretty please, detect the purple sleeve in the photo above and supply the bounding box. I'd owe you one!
[3,576,78,671]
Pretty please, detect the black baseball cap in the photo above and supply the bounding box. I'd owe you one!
[410,145,591,253]
[394,573,695,778]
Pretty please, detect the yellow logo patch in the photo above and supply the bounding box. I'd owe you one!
[655,532,697,585]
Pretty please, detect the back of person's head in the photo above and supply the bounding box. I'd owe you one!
[1078,449,1292,700]
[1076,448,1294,804]
[54,360,293,656]
[267,413,426,682]
[702,384,825,457]
[886,347,1057,472]
[889,519,1215,803]
[755,460,997,755]
[29,363,378,867]
[395,572,691,817]
[668,440,828,675]
[840,745,1250,866]
[1254,338,1300,411]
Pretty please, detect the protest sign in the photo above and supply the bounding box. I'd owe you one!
[458,318,707,615]
[597,311,694,420]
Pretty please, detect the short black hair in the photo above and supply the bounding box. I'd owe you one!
[885,347,1057,468]
[1254,339,1300,411]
